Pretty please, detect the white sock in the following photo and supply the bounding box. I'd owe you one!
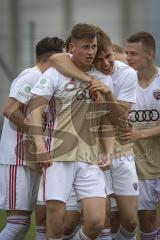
[44,236,63,240]
[36,226,46,240]
[116,225,137,240]
[111,232,117,239]
[16,217,31,240]
[97,229,112,240]
[74,216,84,234]
[0,215,31,240]
[157,227,160,239]
[63,231,76,239]
[140,230,157,240]
[72,227,90,240]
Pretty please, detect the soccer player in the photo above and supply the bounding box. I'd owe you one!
[50,26,139,240]
[0,36,64,240]
[28,23,113,240]
[34,38,65,240]
[118,31,160,240]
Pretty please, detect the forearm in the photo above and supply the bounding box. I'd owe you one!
[28,98,47,150]
[100,116,115,155]
[50,53,91,82]
[137,126,160,140]
[3,105,28,132]
[105,92,129,127]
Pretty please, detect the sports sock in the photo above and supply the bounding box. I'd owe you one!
[97,229,112,240]
[140,229,157,240]
[0,215,31,240]
[115,225,137,240]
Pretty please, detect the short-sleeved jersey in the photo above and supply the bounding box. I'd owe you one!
[0,67,43,167]
[31,67,113,164]
[112,61,138,157]
[130,67,160,179]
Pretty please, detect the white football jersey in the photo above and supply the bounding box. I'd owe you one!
[31,66,113,163]
[0,67,42,166]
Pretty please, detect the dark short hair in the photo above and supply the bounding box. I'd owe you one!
[36,37,64,62]
[127,32,156,55]
[71,23,96,41]
[91,25,112,55]
[65,35,71,52]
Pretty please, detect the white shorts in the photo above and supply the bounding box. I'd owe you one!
[138,178,160,210]
[0,165,40,211]
[37,170,81,212]
[111,155,139,196]
[66,187,81,213]
[37,169,46,206]
[45,162,106,203]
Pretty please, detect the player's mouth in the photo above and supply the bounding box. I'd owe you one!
[86,57,94,62]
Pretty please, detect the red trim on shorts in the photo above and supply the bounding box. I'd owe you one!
[9,166,17,209]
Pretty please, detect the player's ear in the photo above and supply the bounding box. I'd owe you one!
[149,48,155,59]
[70,42,76,54]
[146,47,154,60]
[112,45,116,53]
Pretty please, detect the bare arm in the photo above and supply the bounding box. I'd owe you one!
[89,79,131,127]
[98,115,115,170]
[27,96,51,168]
[3,97,29,132]
[50,53,91,82]
[118,123,160,144]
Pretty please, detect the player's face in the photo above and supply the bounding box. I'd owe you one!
[71,38,97,68]
[125,42,151,71]
[94,47,115,75]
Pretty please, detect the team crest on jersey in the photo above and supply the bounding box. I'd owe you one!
[40,78,47,85]
[153,89,160,100]
[133,182,138,191]
[24,86,31,93]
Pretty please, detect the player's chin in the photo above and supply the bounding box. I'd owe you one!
[101,67,112,75]
[85,58,94,64]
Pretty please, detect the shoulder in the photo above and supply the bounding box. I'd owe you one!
[114,60,137,76]
[114,61,138,86]
[11,67,42,90]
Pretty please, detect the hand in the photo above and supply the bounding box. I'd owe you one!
[89,79,112,96]
[36,144,53,169]
[117,122,139,144]
[98,154,113,171]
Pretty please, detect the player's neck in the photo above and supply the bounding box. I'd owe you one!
[71,57,92,72]
[138,65,157,88]
[36,62,49,73]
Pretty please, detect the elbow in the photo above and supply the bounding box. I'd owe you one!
[3,108,10,119]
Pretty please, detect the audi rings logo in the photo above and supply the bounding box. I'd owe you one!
[76,87,95,101]
[129,109,159,122]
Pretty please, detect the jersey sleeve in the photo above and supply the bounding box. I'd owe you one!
[116,70,138,103]
[9,71,41,104]
[31,67,59,101]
